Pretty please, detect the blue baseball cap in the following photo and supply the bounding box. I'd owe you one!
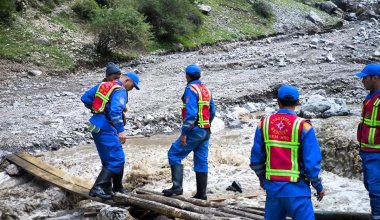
[278,85,299,101]
[106,62,121,76]
[123,71,140,90]
[185,64,202,76]
[356,64,380,78]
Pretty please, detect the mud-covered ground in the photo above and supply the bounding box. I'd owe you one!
[0,19,379,219]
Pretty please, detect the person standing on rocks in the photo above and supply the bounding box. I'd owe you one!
[81,62,140,200]
[356,63,380,220]
[162,64,216,200]
[250,85,325,220]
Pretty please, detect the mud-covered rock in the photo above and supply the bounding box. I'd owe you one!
[313,116,362,178]
[98,207,134,220]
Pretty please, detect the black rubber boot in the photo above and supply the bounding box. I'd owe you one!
[89,168,113,200]
[162,164,183,196]
[112,168,129,194]
[193,172,208,200]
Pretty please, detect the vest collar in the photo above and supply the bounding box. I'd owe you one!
[116,79,123,85]
[277,108,296,115]
[187,79,202,86]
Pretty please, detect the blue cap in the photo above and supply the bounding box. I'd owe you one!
[185,64,202,75]
[278,85,299,101]
[356,64,380,78]
[123,71,140,90]
[106,62,121,77]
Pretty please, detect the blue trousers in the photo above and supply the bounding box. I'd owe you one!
[361,152,380,220]
[92,129,125,174]
[265,197,314,220]
[168,127,210,172]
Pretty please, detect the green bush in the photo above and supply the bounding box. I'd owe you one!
[136,0,202,39]
[72,0,100,20]
[0,0,17,23]
[91,7,153,55]
[252,0,274,19]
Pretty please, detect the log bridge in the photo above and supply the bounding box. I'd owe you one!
[5,152,370,220]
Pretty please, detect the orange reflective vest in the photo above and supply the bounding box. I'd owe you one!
[262,113,306,182]
[182,84,211,129]
[92,81,122,113]
[357,92,380,153]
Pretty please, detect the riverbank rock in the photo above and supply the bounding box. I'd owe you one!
[300,94,350,118]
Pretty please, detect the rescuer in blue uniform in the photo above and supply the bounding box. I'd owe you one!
[81,63,140,200]
[250,85,325,220]
[162,64,216,200]
[356,63,380,220]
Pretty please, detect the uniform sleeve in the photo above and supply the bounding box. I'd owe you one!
[301,126,324,193]
[181,88,198,136]
[108,89,127,133]
[80,85,98,109]
[250,126,266,181]
[209,97,216,123]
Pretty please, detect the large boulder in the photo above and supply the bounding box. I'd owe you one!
[300,94,349,118]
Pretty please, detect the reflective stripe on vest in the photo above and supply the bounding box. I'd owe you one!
[91,81,122,113]
[181,84,211,128]
[262,115,303,182]
[358,94,380,152]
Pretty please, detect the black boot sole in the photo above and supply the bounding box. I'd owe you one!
[89,191,112,200]
[162,189,183,196]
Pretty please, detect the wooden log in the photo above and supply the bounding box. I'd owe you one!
[228,206,265,216]
[132,193,241,218]
[113,193,238,220]
[134,189,264,219]
[217,207,264,220]
[135,189,224,208]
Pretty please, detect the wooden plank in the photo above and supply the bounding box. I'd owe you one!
[16,152,93,189]
[6,154,97,201]
[209,192,259,202]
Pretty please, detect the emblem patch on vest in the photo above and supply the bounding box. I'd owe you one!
[365,111,370,118]
[276,121,285,130]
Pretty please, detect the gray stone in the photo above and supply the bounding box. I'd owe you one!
[198,4,212,15]
[5,164,21,176]
[326,53,336,62]
[310,38,319,45]
[319,1,338,14]
[37,37,50,45]
[373,50,380,57]
[28,70,42,76]
[300,94,349,118]
[243,102,265,113]
[307,11,323,26]
[345,12,357,21]
[370,18,379,25]
[225,114,242,129]
[98,206,134,220]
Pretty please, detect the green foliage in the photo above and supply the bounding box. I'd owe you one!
[0,0,17,23]
[135,0,202,39]
[90,7,153,55]
[0,22,75,72]
[251,0,274,19]
[72,0,100,20]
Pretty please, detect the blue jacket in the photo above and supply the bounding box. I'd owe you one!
[250,108,323,197]
[81,79,127,133]
[181,80,216,135]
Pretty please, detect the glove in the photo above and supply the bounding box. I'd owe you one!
[123,104,129,113]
